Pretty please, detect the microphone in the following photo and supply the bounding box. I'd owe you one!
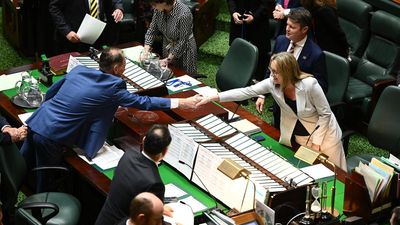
[305,125,320,147]
[178,160,219,210]
[227,103,241,123]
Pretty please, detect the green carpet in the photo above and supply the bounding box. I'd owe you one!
[0,8,32,71]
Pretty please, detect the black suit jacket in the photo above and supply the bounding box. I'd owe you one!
[49,0,123,37]
[0,115,11,145]
[95,148,165,225]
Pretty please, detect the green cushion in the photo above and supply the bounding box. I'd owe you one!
[344,77,372,103]
[19,192,81,225]
[371,10,400,44]
[324,51,350,104]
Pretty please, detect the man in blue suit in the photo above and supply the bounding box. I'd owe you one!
[21,47,200,192]
[257,8,327,129]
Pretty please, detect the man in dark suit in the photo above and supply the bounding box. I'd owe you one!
[96,125,171,225]
[21,47,200,192]
[49,0,124,54]
[1,115,27,144]
[115,192,164,225]
[257,8,327,129]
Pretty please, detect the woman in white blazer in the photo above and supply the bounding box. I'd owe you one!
[198,52,346,171]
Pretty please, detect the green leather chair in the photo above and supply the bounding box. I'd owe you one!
[324,51,350,108]
[344,10,400,121]
[346,85,400,172]
[216,38,258,92]
[337,0,372,58]
[0,144,81,225]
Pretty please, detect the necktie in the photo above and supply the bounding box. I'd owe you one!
[284,0,290,9]
[289,42,296,54]
[90,0,99,18]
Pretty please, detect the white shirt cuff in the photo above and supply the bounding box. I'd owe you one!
[284,9,290,16]
[1,125,11,132]
[170,98,179,109]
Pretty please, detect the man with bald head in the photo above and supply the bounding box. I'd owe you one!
[116,192,164,225]
[96,124,172,225]
[21,47,200,192]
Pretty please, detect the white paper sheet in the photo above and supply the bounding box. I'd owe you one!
[164,202,194,225]
[165,183,188,198]
[193,86,218,97]
[77,14,106,44]
[179,196,207,214]
[93,144,124,170]
[66,56,83,73]
[0,71,29,91]
[18,112,34,125]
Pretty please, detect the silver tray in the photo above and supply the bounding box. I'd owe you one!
[10,94,45,109]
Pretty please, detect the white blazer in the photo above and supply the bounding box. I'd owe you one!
[218,77,346,170]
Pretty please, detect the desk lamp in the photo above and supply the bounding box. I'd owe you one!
[294,146,337,216]
[217,158,255,212]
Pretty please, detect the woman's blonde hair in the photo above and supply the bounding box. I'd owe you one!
[270,52,312,90]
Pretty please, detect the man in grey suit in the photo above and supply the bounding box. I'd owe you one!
[95,124,172,225]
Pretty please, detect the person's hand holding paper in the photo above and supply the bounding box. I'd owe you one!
[77,14,106,44]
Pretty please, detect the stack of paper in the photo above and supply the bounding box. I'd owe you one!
[381,154,400,172]
[300,163,335,182]
[355,158,394,202]
[229,119,261,135]
[166,75,201,92]
[77,143,124,170]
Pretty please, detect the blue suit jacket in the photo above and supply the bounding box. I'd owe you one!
[27,66,171,159]
[273,35,328,92]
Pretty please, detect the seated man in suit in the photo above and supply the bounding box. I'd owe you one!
[49,0,124,54]
[1,115,27,144]
[96,125,172,225]
[21,47,200,193]
[116,192,164,225]
[257,8,327,129]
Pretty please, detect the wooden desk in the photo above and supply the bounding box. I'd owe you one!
[0,47,348,223]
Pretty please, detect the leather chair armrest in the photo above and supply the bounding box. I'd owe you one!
[18,202,59,224]
[366,74,394,85]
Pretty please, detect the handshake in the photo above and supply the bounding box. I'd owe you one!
[177,94,218,109]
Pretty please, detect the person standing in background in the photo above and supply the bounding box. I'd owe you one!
[272,0,302,37]
[228,0,273,81]
[144,0,197,75]
[49,0,124,54]
[300,0,349,58]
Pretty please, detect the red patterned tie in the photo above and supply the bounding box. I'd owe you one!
[289,42,296,54]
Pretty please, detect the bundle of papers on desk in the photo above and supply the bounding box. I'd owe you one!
[355,158,394,202]
[77,143,124,170]
[229,119,261,135]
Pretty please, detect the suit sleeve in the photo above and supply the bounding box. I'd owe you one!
[112,0,123,11]
[0,115,12,144]
[114,81,171,110]
[147,182,165,202]
[308,79,332,146]
[49,0,72,37]
[219,78,273,102]
[45,77,66,101]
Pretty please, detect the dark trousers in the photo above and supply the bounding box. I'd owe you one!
[20,130,65,193]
